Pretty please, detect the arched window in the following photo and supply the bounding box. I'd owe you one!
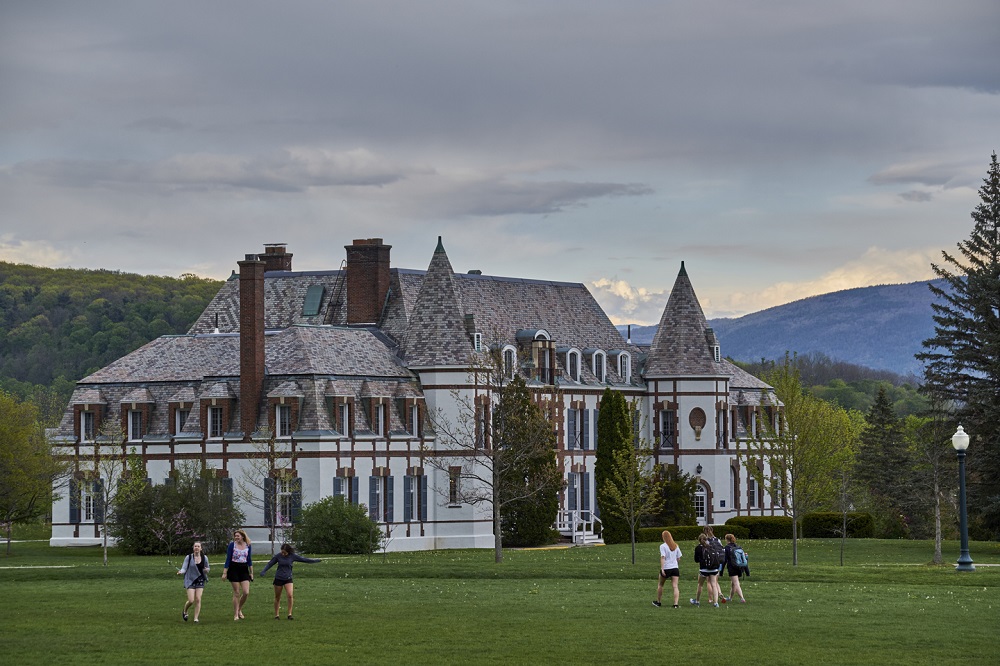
[694,484,707,523]
[502,346,517,379]
[593,351,606,383]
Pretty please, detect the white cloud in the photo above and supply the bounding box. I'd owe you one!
[709,247,940,317]
[0,236,73,267]
[590,277,668,325]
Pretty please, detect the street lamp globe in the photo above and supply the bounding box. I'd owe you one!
[952,425,970,451]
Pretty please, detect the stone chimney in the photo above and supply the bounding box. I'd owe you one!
[345,238,392,325]
[260,243,292,272]
[238,253,266,440]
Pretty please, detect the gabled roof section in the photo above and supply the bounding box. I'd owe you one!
[645,262,726,377]
[401,237,473,367]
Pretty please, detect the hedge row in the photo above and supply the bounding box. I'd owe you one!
[635,524,750,543]
[632,512,877,544]
[724,513,876,539]
[801,512,875,538]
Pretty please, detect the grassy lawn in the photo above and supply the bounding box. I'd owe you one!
[1,536,997,665]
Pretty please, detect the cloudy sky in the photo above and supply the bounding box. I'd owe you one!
[2,1,998,322]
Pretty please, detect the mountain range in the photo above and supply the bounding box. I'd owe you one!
[619,279,943,378]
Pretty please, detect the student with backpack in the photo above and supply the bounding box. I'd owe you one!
[723,533,748,603]
[690,533,723,607]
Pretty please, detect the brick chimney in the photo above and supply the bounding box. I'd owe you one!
[260,243,293,272]
[345,238,392,325]
[238,254,266,440]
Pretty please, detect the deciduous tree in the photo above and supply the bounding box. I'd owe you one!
[0,390,68,554]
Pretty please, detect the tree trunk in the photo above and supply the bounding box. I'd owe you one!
[493,501,503,564]
[630,524,636,564]
[792,510,799,566]
[840,506,847,567]
[932,477,943,565]
[5,523,11,556]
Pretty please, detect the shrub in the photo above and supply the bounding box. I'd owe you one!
[724,515,793,539]
[635,524,749,543]
[291,496,383,554]
[802,512,875,538]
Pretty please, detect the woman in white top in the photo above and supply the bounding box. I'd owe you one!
[653,530,682,608]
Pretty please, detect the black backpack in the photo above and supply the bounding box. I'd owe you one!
[702,537,725,570]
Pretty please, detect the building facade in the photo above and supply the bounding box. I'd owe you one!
[50,238,781,550]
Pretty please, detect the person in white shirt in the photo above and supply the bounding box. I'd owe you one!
[653,530,682,608]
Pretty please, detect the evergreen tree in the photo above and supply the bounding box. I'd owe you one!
[595,388,632,543]
[496,376,561,548]
[645,464,698,527]
[854,386,913,537]
[918,152,1000,538]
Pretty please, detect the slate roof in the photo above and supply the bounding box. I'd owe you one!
[192,249,632,362]
[401,238,476,367]
[645,262,727,378]
[81,327,411,384]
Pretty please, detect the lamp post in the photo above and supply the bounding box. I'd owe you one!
[951,425,975,572]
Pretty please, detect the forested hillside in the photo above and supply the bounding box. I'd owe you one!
[0,262,221,423]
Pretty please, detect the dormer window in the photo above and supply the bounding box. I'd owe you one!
[610,351,632,383]
[562,348,582,382]
[502,346,517,379]
[713,345,721,363]
[587,350,606,383]
[474,332,483,352]
[128,410,144,442]
[276,405,292,437]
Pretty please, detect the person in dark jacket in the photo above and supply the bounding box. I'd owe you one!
[723,533,748,603]
[260,543,321,620]
[176,541,209,623]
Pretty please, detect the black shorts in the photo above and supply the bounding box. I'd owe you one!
[660,568,680,579]
[726,564,744,577]
[226,562,251,582]
[273,577,292,587]
[187,577,206,590]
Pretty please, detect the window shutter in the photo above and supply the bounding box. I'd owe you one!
[93,479,105,524]
[582,472,591,513]
[420,477,428,522]
[582,410,590,450]
[351,477,359,505]
[567,473,577,512]
[385,476,394,523]
[290,477,302,523]
[403,476,412,523]
[222,478,234,507]
[594,409,600,448]
[164,476,176,488]
[567,409,577,450]
[333,477,344,498]
[264,477,275,527]
[69,479,80,524]
[369,476,378,520]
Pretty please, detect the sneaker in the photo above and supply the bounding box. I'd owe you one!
[287,615,294,620]
[689,599,700,606]
[652,601,662,607]
[713,602,720,608]
[275,616,280,620]
[193,619,199,623]
[183,612,188,622]
[672,605,679,609]
[739,599,746,604]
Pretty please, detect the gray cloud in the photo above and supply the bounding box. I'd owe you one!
[412,180,654,218]
[900,190,934,203]
[7,148,424,192]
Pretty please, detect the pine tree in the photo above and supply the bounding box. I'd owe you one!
[595,388,632,543]
[853,386,912,536]
[918,152,1000,537]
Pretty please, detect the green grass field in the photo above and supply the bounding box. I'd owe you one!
[2,534,997,665]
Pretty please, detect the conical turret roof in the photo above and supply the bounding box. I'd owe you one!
[645,262,726,377]
[402,237,474,367]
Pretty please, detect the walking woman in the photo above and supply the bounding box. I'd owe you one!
[723,533,748,603]
[260,543,321,620]
[221,529,253,621]
[176,541,209,623]
[652,530,682,609]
